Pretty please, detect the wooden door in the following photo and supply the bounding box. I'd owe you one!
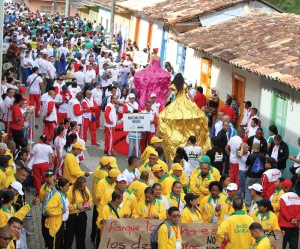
[147,22,153,47]
[200,58,212,97]
[134,18,141,45]
[232,74,246,127]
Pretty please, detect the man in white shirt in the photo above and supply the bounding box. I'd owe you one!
[91,82,103,129]
[84,63,96,94]
[149,93,163,116]
[74,65,85,92]
[184,135,202,170]
[99,63,111,95]
[240,101,252,128]
[27,67,43,116]
[2,88,16,133]
[23,50,34,85]
[141,101,157,148]
[55,85,72,124]
[122,156,140,185]
[45,56,57,93]
[42,89,57,143]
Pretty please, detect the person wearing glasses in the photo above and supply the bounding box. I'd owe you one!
[157,206,182,249]
[0,226,11,249]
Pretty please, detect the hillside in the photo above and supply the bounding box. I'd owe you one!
[267,0,300,14]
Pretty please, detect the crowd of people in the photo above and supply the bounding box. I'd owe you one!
[1,1,300,249]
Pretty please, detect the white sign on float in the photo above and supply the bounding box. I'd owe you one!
[123,113,151,132]
[133,51,149,66]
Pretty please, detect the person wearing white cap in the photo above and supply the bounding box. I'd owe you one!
[149,93,163,116]
[216,183,246,224]
[99,174,136,217]
[123,93,140,114]
[248,183,263,215]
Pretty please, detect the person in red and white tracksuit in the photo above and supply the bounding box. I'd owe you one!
[149,93,163,116]
[42,89,57,143]
[91,82,103,129]
[279,179,300,249]
[55,85,72,125]
[104,94,118,155]
[82,90,99,146]
[140,101,157,151]
[68,92,84,138]
[123,93,141,114]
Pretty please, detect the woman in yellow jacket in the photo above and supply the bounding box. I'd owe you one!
[65,177,92,249]
[132,187,166,220]
[252,198,280,231]
[45,178,70,249]
[0,188,39,227]
[165,181,185,212]
[181,193,202,224]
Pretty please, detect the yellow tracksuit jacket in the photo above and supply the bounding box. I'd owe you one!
[138,163,159,186]
[165,192,185,210]
[251,234,271,249]
[0,204,32,227]
[67,185,93,214]
[157,221,182,249]
[180,206,202,224]
[45,191,65,236]
[95,176,115,206]
[190,165,221,182]
[199,195,220,223]
[189,172,214,201]
[160,174,176,196]
[0,168,6,190]
[216,210,254,249]
[62,152,85,184]
[128,179,148,201]
[252,210,281,231]
[270,189,284,218]
[132,199,166,220]
[39,183,54,203]
[140,145,155,164]
[169,169,188,188]
[91,167,108,205]
[96,202,121,230]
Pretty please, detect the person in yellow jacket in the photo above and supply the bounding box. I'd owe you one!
[6,217,22,249]
[39,170,56,248]
[252,199,280,231]
[90,156,113,243]
[65,177,92,249]
[165,181,185,212]
[157,206,182,249]
[0,188,39,227]
[62,142,90,184]
[181,193,202,224]
[132,187,166,220]
[139,151,164,186]
[140,136,162,163]
[99,174,136,217]
[216,183,246,225]
[189,160,215,202]
[152,164,174,196]
[217,198,254,249]
[200,181,222,224]
[249,222,271,249]
[270,177,284,218]
[45,178,70,249]
[169,162,188,189]
[0,155,11,189]
[128,171,149,201]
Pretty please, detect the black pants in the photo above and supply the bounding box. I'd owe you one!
[47,221,64,249]
[11,129,24,149]
[90,205,98,241]
[64,212,87,249]
[41,215,49,247]
[281,227,299,249]
[45,78,54,93]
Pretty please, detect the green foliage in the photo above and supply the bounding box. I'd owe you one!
[267,0,300,14]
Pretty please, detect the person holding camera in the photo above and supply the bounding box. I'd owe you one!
[123,93,141,114]
[82,90,100,146]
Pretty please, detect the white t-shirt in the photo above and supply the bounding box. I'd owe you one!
[84,69,96,84]
[237,152,249,171]
[184,145,202,170]
[74,71,85,85]
[227,135,243,164]
[55,94,69,113]
[91,88,103,106]
[122,168,140,185]
[32,143,54,164]
[27,73,43,94]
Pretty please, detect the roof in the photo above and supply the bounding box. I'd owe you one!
[174,12,300,90]
[118,0,244,24]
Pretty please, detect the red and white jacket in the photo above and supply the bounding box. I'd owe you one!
[123,101,141,114]
[104,102,117,128]
[151,102,163,116]
[141,108,157,133]
[82,97,98,120]
[279,192,300,228]
[68,98,84,125]
[43,96,57,122]
[261,168,281,199]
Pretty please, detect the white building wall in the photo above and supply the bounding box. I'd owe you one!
[182,47,202,86]
[165,39,178,67]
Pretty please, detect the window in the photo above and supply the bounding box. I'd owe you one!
[200,59,212,97]
[40,6,52,17]
[176,44,186,74]
[160,26,169,66]
[60,7,65,15]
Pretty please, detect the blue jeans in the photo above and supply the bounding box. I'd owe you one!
[237,170,247,198]
[118,82,129,90]
[58,61,67,76]
[245,177,261,208]
[128,138,140,157]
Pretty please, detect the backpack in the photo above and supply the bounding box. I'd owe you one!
[150,220,171,249]
[60,52,66,62]
[42,188,57,217]
[101,96,110,112]
[251,157,264,174]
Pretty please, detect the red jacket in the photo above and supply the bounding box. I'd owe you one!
[194,93,206,110]
[220,105,237,121]
[279,192,300,228]
[261,169,281,199]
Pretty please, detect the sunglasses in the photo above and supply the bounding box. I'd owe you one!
[0,236,10,241]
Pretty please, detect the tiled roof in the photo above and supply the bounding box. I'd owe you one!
[118,0,244,24]
[174,12,300,90]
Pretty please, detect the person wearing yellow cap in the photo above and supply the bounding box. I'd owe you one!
[62,142,90,184]
[181,193,202,224]
[108,156,119,169]
[140,136,162,163]
[128,171,149,202]
[132,187,166,220]
[169,162,188,192]
[152,164,174,196]
[143,147,168,173]
[139,150,160,186]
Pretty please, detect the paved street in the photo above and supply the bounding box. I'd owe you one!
[24,115,128,249]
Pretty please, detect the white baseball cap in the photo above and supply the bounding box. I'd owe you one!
[128,93,135,99]
[116,174,128,183]
[226,183,238,191]
[248,183,263,192]
[10,181,24,195]
[150,93,156,98]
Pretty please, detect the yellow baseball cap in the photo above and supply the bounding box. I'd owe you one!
[100,156,110,166]
[172,163,182,171]
[150,136,162,144]
[108,169,121,178]
[152,164,163,173]
[109,156,118,169]
[72,142,86,150]
[149,150,158,157]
